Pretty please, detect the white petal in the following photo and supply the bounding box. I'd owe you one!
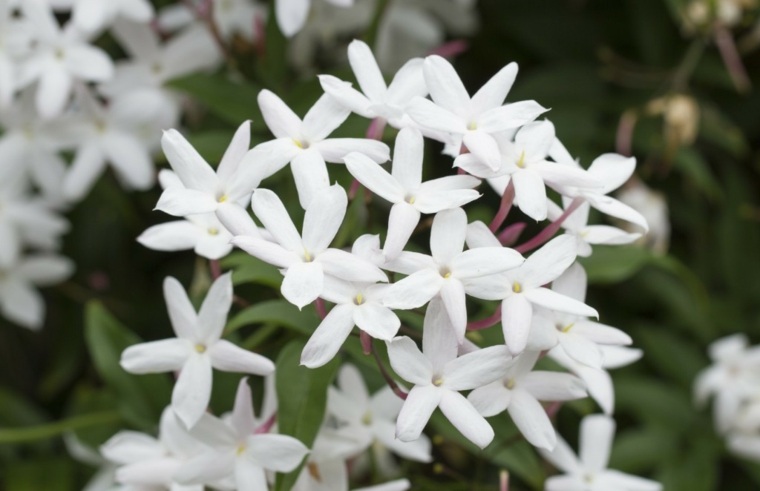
[302,93,350,142]
[551,261,587,302]
[395,385,441,441]
[587,153,636,195]
[443,345,511,391]
[245,433,309,471]
[579,414,615,472]
[161,129,217,192]
[319,74,373,117]
[217,120,252,182]
[439,278,467,339]
[197,272,233,344]
[383,269,442,310]
[275,0,310,36]
[430,208,466,266]
[465,221,502,249]
[234,459,268,491]
[281,261,323,309]
[589,196,650,232]
[232,236,299,269]
[513,169,548,221]
[319,249,387,283]
[302,184,347,253]
[521,371,587,401]
[450,247,524,279]
[291,149,330,209]
[314,138,390,164]
[391,127,424,190]
[172,354,213,428]
[525,288,598,318]
[507,388,556,450]
[65,45,114,81]
[354,303,400,341]
[15,256,73,285]
[406,97,466,136]
[470,63,518,115]
[163,276,197,340]
[373,419,432,463]
[387,336,433,385]
[423,55,470,114]
[251,188,302,251]
[231,378,257,437]
[300,304,355,368]
[478,100,547,133]
[347,39,386,101]
[0,280,44,329]
[383,202,421,260]
[559,333,603,368]
[257,89,302,138]
[120,338,191,374]
[155,187,219,216]
[209,339,275,375]
[138,221,201,252]
[521,235,578,288]
[468,382,511,417]
[544,475,586,491]
[463,132,501,171]
[594,470,662,491]
[345,152,404,204]
[439,390,494,449]
[63,144,106,201]
[103,132,154,190]
[422,297,459,374]
[502,295,533,355]
[37,65,73,119]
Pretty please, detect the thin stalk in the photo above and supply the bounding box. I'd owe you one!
[489,181,515,233]
[367,339,408,400]
[467,305,502,331]
[514,197,583,254]
[0,411,121,444]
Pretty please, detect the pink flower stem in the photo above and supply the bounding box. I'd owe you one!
[500,471,510,491]
[514,197,583,254]
[467,305,502,331]
[429,39,470,59]
[489,181,515,233]
[497,222,526,246]
[369,340,408,400]
[545,401,564,420]
[315,298,327,320]
[254,413,277,434]
[615,110,637,157]
[360,330,373,355]
[209,259,222,279]
[714,25,751,94]
[366,117,387,140]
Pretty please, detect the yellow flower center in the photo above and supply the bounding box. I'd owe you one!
[354,293,364,305]
[512,282,523,294]
[207,227,219,236]
[195,343,207,353]
[516,150,526,169]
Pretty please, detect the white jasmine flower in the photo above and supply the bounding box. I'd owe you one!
[0,0,33,108]
[465,233,598,355]
[18,0,114,119]
[120,273,275,428]
[457,121,600,221]
[68,0,154,33]
[62,87,155,201]
[175,378,309,489]
[213,0,267,42]
[232,185,388,309]
[528,263,632,369]
[254,89,389,208]
[387,298,511,449]
[540,414,662,491]
[318,40,427,128]
[344,127,481,259]
[406,55,546,164]
[327,363,432,462]
[101,408,204,491]
[468,350,586,450]
[155,121,265,218]
[0,254,73,329]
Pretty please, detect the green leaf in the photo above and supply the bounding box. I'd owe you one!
[84,302,171,429]
[5,458,76,491]
[674,147,722,200]
[273,341,340,491]
[0,411,120,444]
[169,73,263,128]
[225,299,317,335]
[579,245,652,283]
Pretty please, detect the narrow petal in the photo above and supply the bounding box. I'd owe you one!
[386,58,428,105]
[387,336,433,385]
[589,196,650,232]
[443,344,510,391]
[318,248,387,283]
[163,276,197,340]
[571,321,632,345]
[313,138,390,164]
[102,132,154,190]
[231,236,299,269]
[291,149,330,209]
[215,202,260,238]
[62,144,106,201]
[450,247,524,280]
[430,208,466,266]
[120,339,191,374]
[544,475,585,491]
[353,303,400,341]
[209,339,275,375]
[525,288,598,318]
[588,153,636,195]
[374,419,432,463]
[275,0,309,37]
[347,39,386,101]
[465,221,502,248]
[406,97,466,136]
[382,269,442,310]
[423,55,470,114]
[246,433,309,471]
[579,414,616,472]
[463,132,501,171]
[521,371,587,401]
[468,382,511,417]
[197,272,233,344]
[513,169,548,221]
[217,120,252,182]
[551,262,586,302]
[281,261,323,309]
[521,235,578,288]
[539,435,582,474]
[302,93,351,142]
[155,187,219,216]
[383,202,421,260]
[65,45,113,81]
[502,295,533,355]
[507,388,556,450]
[516,121,555,159]
[439,390,494,449]
[319,74,373,117]
[594,470,662,491]
[235,459,269,491]
[257,89,302,138]
[396,385,441,441]
[161,129,217,192]
[137,221,201,252]
[470,63,518,116]
[478,100,547,133]
[439,278,467,339]
[0,280,44,329]
[300,304,355,368]
[345,152,404,203]
[251,188,302,251]
[37,66,72,119]
[172,354,213,428]
[422,297,459,374]
[302,184,347,254]
[231,378,257,437]
[391,127,424,190]
[559,333,603,368]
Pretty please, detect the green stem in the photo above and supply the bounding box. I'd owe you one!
[0,411,121,444]
[671,38,707,91]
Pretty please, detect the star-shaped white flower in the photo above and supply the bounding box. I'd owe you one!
[383,207,524,339]
[120,273,275,428]
[468,350,586,450]
[387,298,511,449]
[344,127,481,259]
[407,55,546,164]
[232,185,387,309]
[540,414,662,491]
[253,89,389,208]
[319,39,427,129]
[175,377,309,490]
